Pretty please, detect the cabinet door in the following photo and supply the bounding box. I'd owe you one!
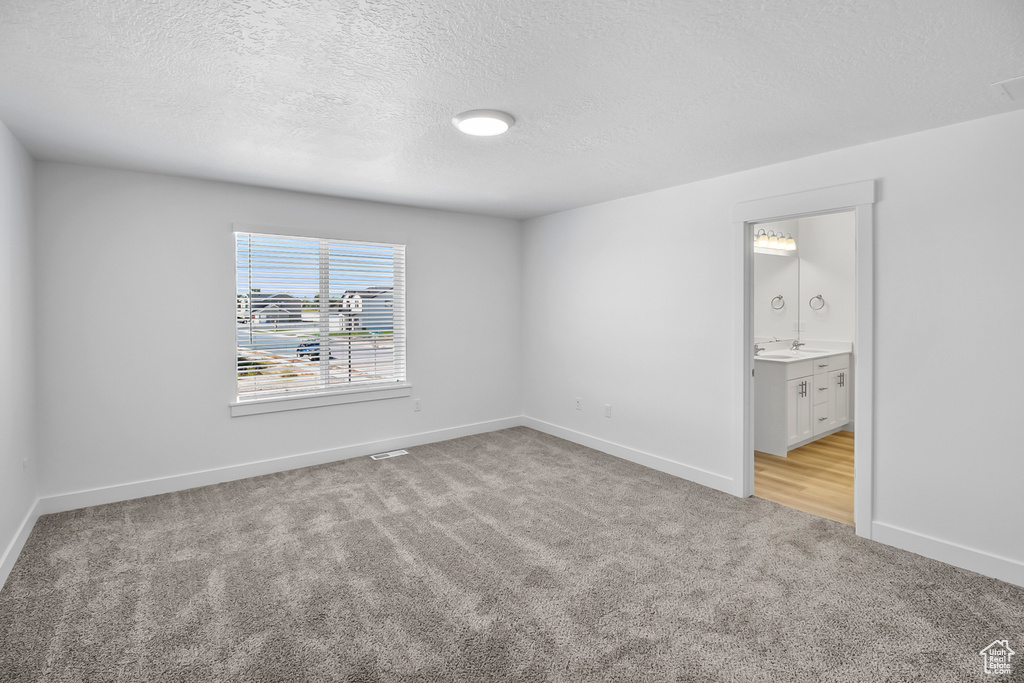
[828,369,850,429]
[786,378,812,445]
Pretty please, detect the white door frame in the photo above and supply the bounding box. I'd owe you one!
[733,180,876,537]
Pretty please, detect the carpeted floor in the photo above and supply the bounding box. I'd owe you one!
[1,427,1022,682]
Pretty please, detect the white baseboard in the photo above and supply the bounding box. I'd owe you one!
[522,416,736,495]
[872,521,1024,588]
[36,416,522,517]
[0,498,42,593]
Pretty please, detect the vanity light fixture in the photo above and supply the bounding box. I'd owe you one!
[754,228,796,252]
[452,109,515,136]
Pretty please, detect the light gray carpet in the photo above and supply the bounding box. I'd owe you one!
[1,427,1022,682]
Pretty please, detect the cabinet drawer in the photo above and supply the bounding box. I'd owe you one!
[813,372,830,405]
[812,357,832,374]
[813,402,831,436]
[830,353,850,371]
[786,360,813,379]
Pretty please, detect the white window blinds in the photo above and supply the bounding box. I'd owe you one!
[235,232,406,400]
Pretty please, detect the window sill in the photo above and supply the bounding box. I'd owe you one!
[230,383,412,417]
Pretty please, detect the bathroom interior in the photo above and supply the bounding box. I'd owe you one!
[752,210,856,525]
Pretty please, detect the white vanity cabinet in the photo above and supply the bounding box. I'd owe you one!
[755,352,850,457]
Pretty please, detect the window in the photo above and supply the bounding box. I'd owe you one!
[234,231,406,409]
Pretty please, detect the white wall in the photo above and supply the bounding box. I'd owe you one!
[522,182,740,491]
[33,163,522,499]
[523,108,1024,582]
[0,121,36,577]
[798,211,855,342]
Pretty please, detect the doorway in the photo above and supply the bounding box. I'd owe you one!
[733,181,876,538]
[751,211,855,524]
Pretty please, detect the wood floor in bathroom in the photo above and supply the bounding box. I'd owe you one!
[755,430,854,525]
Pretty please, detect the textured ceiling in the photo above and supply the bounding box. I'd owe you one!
[1,0,1022,218]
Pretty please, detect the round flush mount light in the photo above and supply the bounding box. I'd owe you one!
[452,109,515,136]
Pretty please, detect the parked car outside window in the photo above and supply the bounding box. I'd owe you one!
[297,339,334,360]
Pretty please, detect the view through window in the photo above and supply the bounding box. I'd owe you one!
[235,232,406,400]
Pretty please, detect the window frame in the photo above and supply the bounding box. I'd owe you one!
[229,226,410,417]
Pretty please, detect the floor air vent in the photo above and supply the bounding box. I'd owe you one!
[370,450,408,460]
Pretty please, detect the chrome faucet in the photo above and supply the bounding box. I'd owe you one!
[754,343,765,356]
[790,340,806,350]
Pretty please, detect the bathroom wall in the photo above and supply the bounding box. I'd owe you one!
[797,211,855,343]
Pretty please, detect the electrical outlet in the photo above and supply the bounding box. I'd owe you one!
[604,404,611,418]
[575,397,582,410]
[413,398,421,412]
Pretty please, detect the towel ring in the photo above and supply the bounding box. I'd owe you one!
[809,294,825,311]
[771,295,785,310]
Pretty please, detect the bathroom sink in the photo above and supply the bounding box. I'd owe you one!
[757,352,798,360]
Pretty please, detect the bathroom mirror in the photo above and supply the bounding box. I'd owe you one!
[753,212,855,343]
[753,218,799,342]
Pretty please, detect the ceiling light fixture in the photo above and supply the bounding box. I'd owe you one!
[452,109,515,136]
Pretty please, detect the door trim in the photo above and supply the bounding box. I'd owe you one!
[733,180,876,538]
